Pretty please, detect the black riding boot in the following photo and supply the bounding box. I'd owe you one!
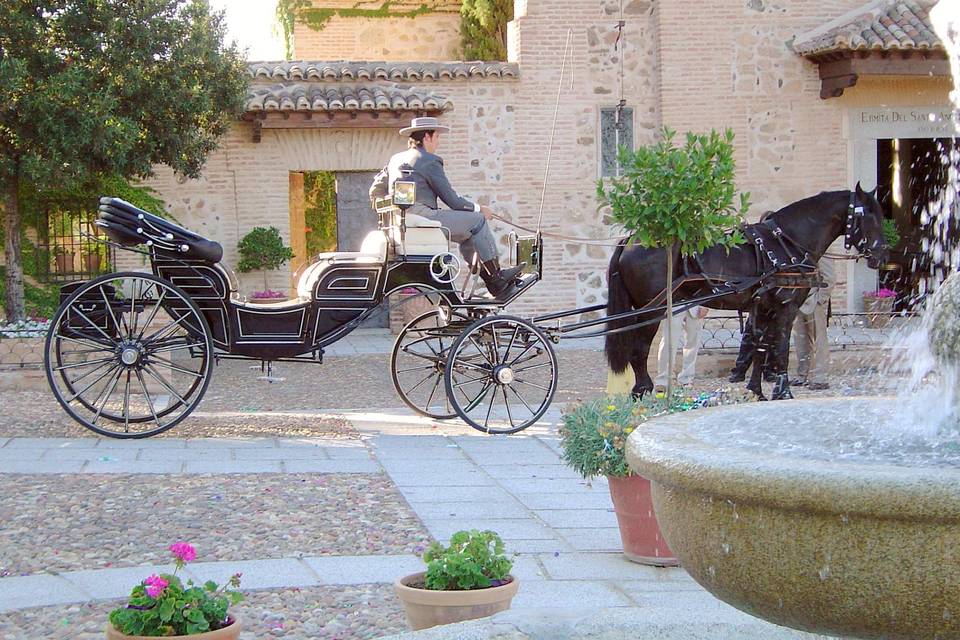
[480,258,524,297]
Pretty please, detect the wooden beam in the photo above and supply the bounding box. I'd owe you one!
[814,52,950,99]
[248,110,440,136]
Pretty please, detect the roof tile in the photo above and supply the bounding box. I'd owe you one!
[793,0,944,57]
[245,83,453,114]
[247,60,520,82]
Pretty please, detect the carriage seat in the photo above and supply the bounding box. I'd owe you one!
[295,230,388,300]
[96,197,224,264]
[390,211,449,256]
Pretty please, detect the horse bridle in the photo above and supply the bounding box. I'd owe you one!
[844,191,869,256]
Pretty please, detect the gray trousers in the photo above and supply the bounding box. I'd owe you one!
[408,204,498,264]
[794,299,830,384]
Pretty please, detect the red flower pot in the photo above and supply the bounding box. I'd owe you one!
[607,474,678,566]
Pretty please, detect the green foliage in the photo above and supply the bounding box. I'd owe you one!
[237,227,294,274]
[276,1,447,58]
[459,0,512,60]
[423,530,513,591]
[559,395,642,480]
[108,573,242,637]
[303,172,338,256]
[882,219,900,248]
[0,267,60,319]
[0,0,248,188]
[597,127,749,256]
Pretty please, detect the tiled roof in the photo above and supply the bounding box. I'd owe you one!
[245,83,452,114]
[793,0,943,57]
[247,60,520,82]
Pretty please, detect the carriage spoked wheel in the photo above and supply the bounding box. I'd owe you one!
[390,308,468,419]
[444,315,558,435]
[44,272,214,438]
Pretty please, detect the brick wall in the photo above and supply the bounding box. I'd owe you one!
[292,0,463,61]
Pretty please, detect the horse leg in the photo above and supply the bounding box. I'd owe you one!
[745,315,769,400]
[771,304,798,401]
[628,325,658,399]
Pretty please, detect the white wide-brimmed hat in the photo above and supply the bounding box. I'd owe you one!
[399,116,450,136]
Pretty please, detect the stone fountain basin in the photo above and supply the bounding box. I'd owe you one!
[626,397,960,640]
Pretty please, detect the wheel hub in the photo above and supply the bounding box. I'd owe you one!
[118,342,143,367]
[494,366,515,385]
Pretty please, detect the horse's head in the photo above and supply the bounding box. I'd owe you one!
[850,182,889,270]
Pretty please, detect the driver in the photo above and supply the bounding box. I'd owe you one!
[370,117,523,297]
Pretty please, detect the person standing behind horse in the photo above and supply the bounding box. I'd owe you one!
[654,306,709,393]
[369,117,523,297]
[793,258,835,390]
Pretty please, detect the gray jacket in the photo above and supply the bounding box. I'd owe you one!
[369,147,478,212]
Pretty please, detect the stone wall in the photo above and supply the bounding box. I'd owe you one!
[292,0,463,61]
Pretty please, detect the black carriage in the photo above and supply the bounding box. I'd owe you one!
[44,187,560,438]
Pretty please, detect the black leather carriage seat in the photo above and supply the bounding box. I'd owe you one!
[96,197,224,264]
[96,197,239,297]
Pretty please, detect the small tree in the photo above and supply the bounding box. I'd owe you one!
[460,0,513,61]
[598,127,749,399]
[237,227,294,291]
[1,0,247,321]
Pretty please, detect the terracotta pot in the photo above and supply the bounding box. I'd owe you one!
[105,617,240,640]
[862,295,894,328]
[394,572,518,631]
[55,252,75,273]
[607,474,678,566]
[84,253,102,273]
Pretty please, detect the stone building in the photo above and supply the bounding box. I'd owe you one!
[141,0,953,315]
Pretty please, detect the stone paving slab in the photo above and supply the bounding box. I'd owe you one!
[284,459,380,473]
[539,553,692,582]
[82,460,185,474]
[198,558,319,590]
[555,527,623,552]
[0,574,90,613]
[304,555,423,585]
[483,464,582,480]
[388,471,496,487]
[534,509,618,529]
[411,501,532,520]
[422,519,557,542]
[517,491,613,510]
[400,485,518,503]
[1,460,85,473]
[510,580,632,609]
[66,565,196,600]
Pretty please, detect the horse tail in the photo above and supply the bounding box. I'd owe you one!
[605,240,634,375]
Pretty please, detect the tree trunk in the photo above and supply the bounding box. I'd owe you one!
[3,175,26,323]
[665,248,674,402]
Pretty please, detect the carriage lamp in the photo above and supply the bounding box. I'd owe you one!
[392,181,417,208]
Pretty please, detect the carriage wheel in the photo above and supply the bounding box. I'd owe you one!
[390,308,468,419]
[444,315,558,435]
[44,273,214,438]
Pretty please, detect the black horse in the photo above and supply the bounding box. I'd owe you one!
[605,185,888,400]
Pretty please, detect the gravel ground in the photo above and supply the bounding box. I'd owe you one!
[0,474,431,576]
[0,583,407,639]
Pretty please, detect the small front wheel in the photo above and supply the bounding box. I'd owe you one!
[444,315,558,434]
[44,272,214,438]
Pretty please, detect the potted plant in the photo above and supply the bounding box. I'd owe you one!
[863,288,897,328]
[236,227,294,293]
[394,529,518,631]
[106,542,243,639]
[598,127,747,400]
[82,240,107,273]
[53,245,76,273]
[559,394,678,566]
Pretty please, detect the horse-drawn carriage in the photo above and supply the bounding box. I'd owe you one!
[43,184,561,437]
[44,181,888,438]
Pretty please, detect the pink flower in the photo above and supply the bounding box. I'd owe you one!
[169,542,196,563]
[143,574,169,599]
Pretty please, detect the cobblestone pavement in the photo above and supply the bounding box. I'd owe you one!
[0,474,430,576]
[0,584,406,640]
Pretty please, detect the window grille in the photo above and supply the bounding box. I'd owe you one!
[600,106,634,178]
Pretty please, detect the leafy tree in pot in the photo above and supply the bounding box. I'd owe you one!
[598,127,749,400]
[0,0,247,322]
[237,227,295,292]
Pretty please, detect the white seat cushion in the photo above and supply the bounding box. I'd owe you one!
[405,213,442,228]
[296,231,387,299]
[391,226,450,256]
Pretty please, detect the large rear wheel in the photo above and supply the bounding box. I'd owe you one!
[44,273,214,438]
[444,315,558,434]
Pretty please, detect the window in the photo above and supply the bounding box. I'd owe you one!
[600,106,634,178]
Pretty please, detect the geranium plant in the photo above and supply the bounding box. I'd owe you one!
[249,289,287,300]
[423,530,513,591]
[108,543,243,637]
